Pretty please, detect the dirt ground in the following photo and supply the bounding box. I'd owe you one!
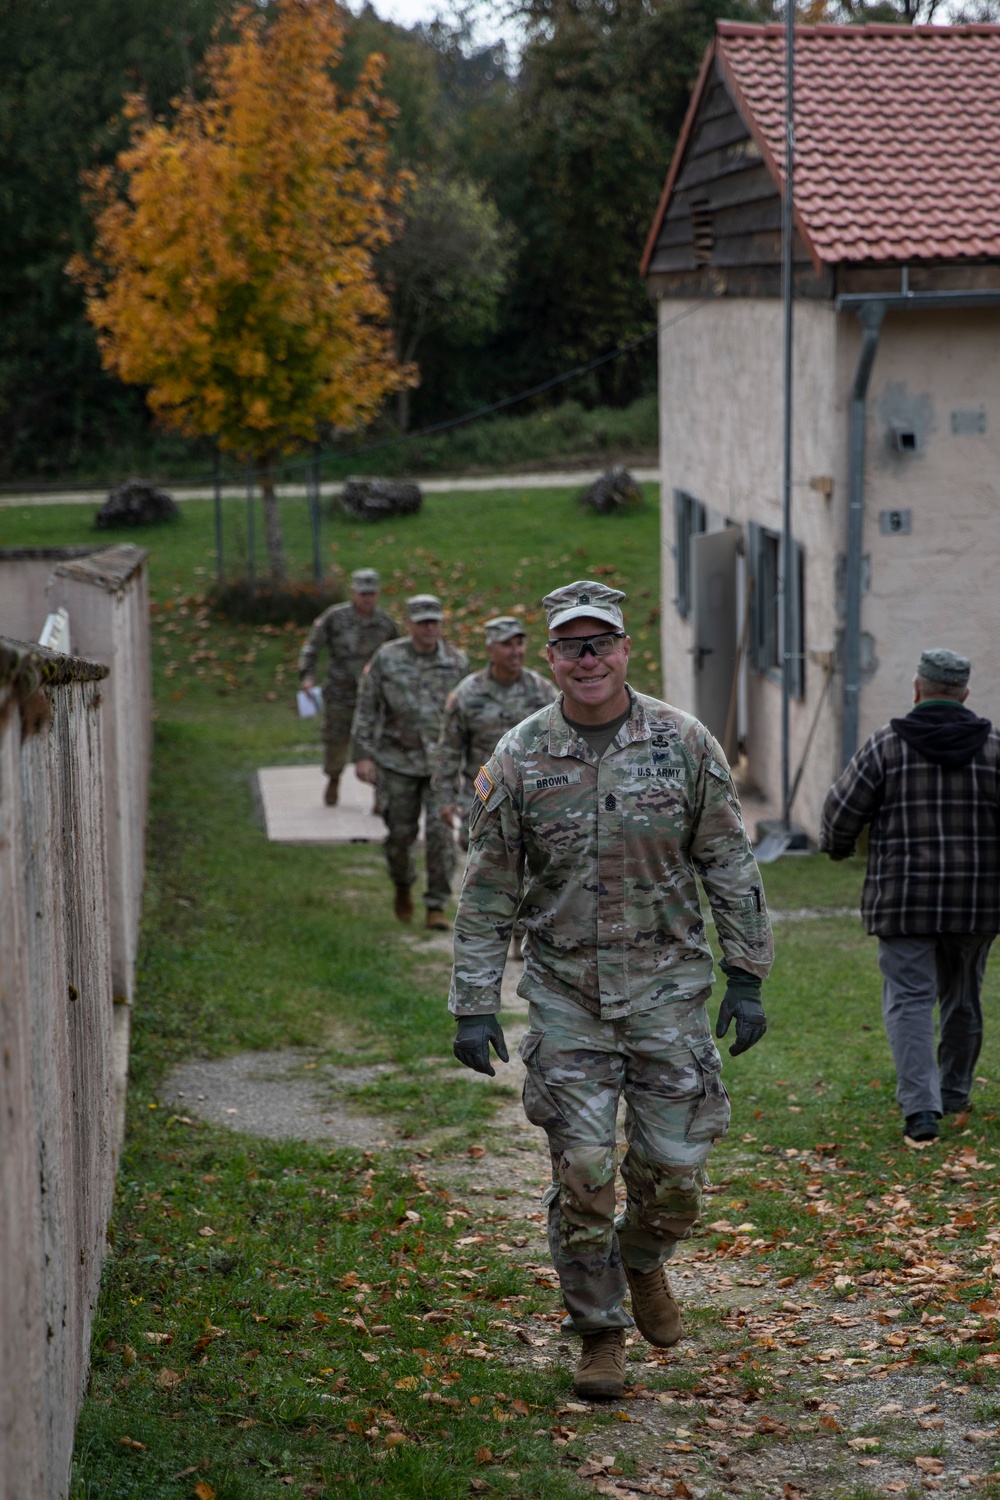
[160,950,1000,1499]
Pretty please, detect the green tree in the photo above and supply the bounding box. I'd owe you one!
[72,0,409,580]
[381,175,515,430]
[807,0,999,20]
[469,0,762,408]
[0,0,228,478]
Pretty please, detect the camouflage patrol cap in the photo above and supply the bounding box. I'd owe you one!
[917,647,971,687]
[483,615,525,644]
[351,568,380,593]
[543,579,627,633]
[407,593,444,622]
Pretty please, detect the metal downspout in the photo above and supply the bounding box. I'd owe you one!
[840,300,885,769]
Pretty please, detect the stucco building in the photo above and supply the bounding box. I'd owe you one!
[642,22,1000,841]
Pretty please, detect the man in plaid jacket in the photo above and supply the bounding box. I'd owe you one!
[822,649,1000,1145]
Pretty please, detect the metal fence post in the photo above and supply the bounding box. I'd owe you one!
[310,455,322,585]
[246,459,256,596]
[213,449,224,582]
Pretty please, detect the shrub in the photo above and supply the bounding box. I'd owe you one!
[207,575,343,626]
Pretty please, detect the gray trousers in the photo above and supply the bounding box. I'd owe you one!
[877,934,994,1116]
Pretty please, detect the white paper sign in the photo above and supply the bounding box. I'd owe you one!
[296,687,323,719]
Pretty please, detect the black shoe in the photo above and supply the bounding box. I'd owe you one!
[942,1098,972,1116]
[903,1110,940,1143]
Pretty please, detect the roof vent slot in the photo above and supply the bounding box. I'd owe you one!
[690,200,714,266]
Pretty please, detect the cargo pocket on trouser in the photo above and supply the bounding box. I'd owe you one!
[685,1043,731,1143]
[517,1030,567,1132]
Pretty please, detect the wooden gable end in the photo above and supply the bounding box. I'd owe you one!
[645,60,831,300]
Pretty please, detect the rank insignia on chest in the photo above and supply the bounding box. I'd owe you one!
[474,765,494,802]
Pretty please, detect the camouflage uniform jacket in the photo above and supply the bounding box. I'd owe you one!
[430,666,557,805]
[352,637,469,777]
[449,688,773,1020]
[298,602,398,702]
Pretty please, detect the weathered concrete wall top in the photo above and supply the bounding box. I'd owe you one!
[47,544,152,1005]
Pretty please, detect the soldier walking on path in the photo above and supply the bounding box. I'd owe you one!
[352,595,468,929]
[822,648,1000,1147]
[431,615,556,850]
[448,580,773,1400]
[298,568,398,806]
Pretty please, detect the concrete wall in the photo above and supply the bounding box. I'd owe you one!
[0,544,151,1143]
[657,298,1000,842]
[0,640,115,1500]
[657,297,843,838]
[849,307,1000,746]
[48,547,152,1001]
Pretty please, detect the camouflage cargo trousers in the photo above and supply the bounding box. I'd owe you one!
[379,768,455,910]
[517,984,730,1334]
[322,699,356,780]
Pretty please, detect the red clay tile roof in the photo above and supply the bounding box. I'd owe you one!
[645,22,1000,271]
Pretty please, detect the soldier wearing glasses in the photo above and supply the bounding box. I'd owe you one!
[447,580,773,1400]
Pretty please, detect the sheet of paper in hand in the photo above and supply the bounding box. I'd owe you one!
[296,687,323,719]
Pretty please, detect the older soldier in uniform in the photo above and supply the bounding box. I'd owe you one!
[448,580,773,1400]
[353,595,468,929]
[299,568,398,806]
[432,615,557,850]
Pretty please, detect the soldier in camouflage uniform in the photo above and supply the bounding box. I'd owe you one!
[298,568,398,806]
[449,580,773,1400]
[352,595,468,929]
[431,615,557,850]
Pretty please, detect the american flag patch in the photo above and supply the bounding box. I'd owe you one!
[474,765,494,802]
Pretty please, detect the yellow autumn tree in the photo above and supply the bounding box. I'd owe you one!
[71,0,412,579]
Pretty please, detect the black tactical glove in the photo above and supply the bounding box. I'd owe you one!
[715,963,767,1056]
[454,1013,510,1077]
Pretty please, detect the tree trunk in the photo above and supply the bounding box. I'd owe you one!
[260,461,286,582]
[396,384,411,433]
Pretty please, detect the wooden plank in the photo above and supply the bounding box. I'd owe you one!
[674,139,764,193]
[836,261,1000,295]
[713,198,783,236]
[648,230,813,274]
[664,164,777,219]
[647,266,833,300]
[686,109,753,159]
[697,72,736,123]
[660,196,782,248]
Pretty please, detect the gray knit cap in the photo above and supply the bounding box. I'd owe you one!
[917,648,971,687]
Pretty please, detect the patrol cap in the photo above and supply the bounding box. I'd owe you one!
[351,568,380,593]
[543,579,627,633]
[483,615,525,644]
[407,593,444,622]
[917,647,971,687]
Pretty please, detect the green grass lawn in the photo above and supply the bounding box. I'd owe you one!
[5,490,1000,1497]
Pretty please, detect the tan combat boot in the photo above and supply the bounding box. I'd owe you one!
[625,1264,683,1348]
[324,775,340,807]
[393,885,414,922]
[573,1329,626,1401]
[425,908,450,931]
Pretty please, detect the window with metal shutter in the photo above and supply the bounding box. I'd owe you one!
[673,490,707,620]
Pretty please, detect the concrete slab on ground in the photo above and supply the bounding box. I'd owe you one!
[257,763,413,844]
